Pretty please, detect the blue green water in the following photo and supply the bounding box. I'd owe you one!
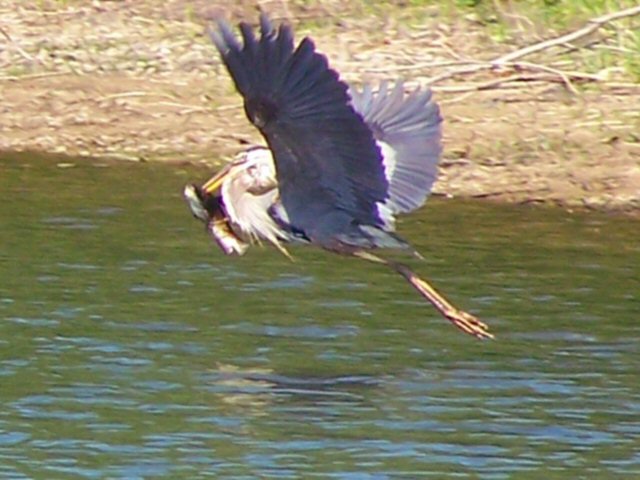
[1,152,638,479]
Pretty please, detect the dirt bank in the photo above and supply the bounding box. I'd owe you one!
[2,1,639,214]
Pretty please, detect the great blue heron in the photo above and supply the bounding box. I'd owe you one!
[184,14,493,339]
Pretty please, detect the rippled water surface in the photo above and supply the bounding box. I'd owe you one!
[1,152,638,479]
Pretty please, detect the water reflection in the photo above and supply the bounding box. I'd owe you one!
[0,152,638,478]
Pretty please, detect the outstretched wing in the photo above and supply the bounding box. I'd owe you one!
[349,81,442,215]
[209,14,389,242]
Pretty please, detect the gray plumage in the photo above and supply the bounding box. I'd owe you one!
[349,81,442,215]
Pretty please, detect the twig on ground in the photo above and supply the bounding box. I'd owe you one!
[427,5,640,92]
[0,24,38,64]
[0,70,74,82]
[431,74,567,93]
[100,91,177,101]
[495,5,640,64]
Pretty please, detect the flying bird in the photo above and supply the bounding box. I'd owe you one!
[184,14,493,339]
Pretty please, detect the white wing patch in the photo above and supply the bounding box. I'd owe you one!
[376,140,397,229]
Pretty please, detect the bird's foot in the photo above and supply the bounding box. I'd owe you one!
[444,308,494,340]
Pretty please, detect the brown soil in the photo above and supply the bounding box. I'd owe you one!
[2,1,639,214]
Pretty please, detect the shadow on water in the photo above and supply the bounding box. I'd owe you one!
[1,152,639,479]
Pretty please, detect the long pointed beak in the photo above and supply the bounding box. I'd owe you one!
[202,163,235,194]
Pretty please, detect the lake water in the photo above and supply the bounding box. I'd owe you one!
[1,152,638,479]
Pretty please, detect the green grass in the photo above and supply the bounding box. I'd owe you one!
[363,0,640,80]
[458,1,639,79]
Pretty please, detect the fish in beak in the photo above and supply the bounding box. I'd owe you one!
[183,182,249,256]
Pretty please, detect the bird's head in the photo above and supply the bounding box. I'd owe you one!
[201,146,276,198]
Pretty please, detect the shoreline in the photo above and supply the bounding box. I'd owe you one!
[2,1,638,216]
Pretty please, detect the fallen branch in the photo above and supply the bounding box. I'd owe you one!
[431,73,573,93]
[496,5,640,64]
[427,5,640,91]
[428,60,602,93]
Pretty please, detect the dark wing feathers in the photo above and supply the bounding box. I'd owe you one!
[350,81,442,214]
[210,15,389,239]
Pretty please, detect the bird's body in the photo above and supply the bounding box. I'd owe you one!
[184,14,493,339]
